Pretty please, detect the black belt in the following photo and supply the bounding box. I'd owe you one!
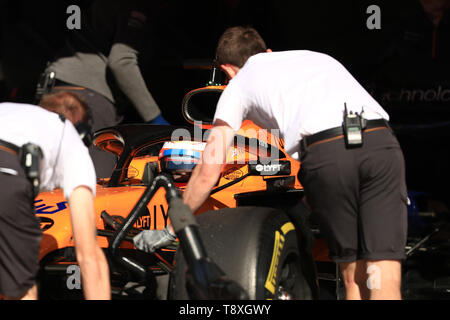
[0,139,21,155]
[301,119,390,151]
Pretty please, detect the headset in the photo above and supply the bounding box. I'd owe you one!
[74,118,94,148]
[58,107,94,148]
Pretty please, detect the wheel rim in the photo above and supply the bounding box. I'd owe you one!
[276,252,304,300]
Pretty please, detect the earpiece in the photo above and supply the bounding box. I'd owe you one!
[74,121,93,147]
[58,113,93,148]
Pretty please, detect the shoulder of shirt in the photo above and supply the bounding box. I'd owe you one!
[235,50,317,78]
[0,102,65,123]
[245,50,335,65]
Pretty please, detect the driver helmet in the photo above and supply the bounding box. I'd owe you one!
[159,141,206,182]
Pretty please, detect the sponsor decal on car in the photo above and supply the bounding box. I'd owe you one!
[133,204,170,230]
[39,217,55,231]
[34,199,68,214]
[248,161,291,176]
[223,167,244,181]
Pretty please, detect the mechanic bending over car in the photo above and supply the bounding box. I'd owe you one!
[0,91,110,300]
[40,0,169,179]
[181,27,408,300]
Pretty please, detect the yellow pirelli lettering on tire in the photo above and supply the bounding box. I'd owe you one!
[265,222,295,295]
[281,222,295,235]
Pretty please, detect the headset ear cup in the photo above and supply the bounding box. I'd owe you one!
[75,122,93,147]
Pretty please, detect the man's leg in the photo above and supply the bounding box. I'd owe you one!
[0,153,42,301]
[5,284,38,300]
[366,260,402,300]
[298,139,361,299]
[340,260,371,300]
[340,261,361,300]
[21,284,38,300]
[357,129,407,300]
[340,260,402,300]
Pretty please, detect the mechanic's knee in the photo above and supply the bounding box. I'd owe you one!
[340,262,357,286]
[340,260,368,288]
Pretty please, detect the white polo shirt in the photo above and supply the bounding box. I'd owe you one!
[213,50,389,159]
[0,103,97,199]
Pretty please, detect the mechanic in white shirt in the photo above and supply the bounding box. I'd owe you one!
[183,27,408,300]
[0,91,110,300]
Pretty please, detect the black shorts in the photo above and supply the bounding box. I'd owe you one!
[0,150,42,298]
[298,128,408,263]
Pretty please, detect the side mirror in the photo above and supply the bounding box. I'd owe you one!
[93,130,125,156]
[182,86,226,126]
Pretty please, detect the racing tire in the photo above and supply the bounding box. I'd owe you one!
[169,206,313,300]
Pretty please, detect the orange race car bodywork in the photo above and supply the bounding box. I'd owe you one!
[36,119,305,259]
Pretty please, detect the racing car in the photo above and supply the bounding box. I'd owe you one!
[34,84,320,300]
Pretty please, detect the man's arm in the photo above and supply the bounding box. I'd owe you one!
[183,120,235,212]
[108,43,161,122]
[133,121,235,254]
[107,2,162,122]
[69,186,111,300]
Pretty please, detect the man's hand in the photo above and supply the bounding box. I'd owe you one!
[69,186,111,300]
[183,120,235,213]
